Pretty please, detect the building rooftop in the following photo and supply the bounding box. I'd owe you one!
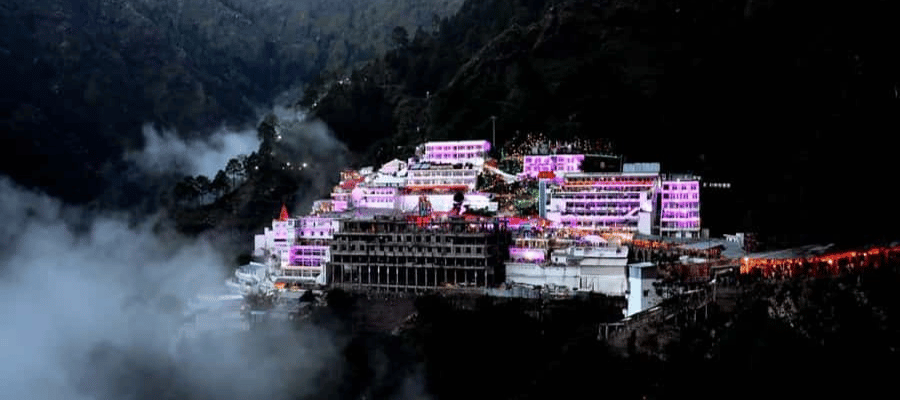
[745,244,834,260]
[623,162,661,173]
[628,262,656,268]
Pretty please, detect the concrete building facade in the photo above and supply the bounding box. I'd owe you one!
[626,262,662,316]
[328,216,509,291]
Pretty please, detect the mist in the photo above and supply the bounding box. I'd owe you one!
[125,124,260,178]
[0,177,341,400]
[268,105,351,214]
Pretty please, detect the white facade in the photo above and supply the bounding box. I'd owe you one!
[295,216,339,239]
[545,173,661,235]
[421,140,491,165]
[724,233,745,248]
[660,179,701,238]
[506,245,629,295]
[627,262,662,316]
[352,186,399,209]
[369,173,407,188]
[397,192,497,213]
[252,216,339,277]
[379,159,407,174]
[253,219,297,268]
[506,263,581,289]
[406,165,479,190]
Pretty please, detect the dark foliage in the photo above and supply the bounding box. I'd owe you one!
[0,0,463,208]
[305,0,900,246]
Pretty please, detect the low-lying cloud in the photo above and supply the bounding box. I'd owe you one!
[0,177,340,400]
[125,124,260,178]
[267,105,351,214]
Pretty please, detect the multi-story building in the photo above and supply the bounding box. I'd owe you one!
[396,192,497,214]
[295,216,339,239]
[352,186,399,209]
[253,212,339,284]
[406,163,479,190]
[328,216,509,291]
[505,236,630,295]
[544,172,661,235]
[541,163,703,237]
[659,178,701,238]
[626,262,662,316]
[253,205,295,267]
[520,154,585,179]
[421,140,491,165]
[285,245,329,281]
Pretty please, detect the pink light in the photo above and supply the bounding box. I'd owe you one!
[510,247,545,262]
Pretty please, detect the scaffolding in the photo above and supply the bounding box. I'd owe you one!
[328,216,510,292]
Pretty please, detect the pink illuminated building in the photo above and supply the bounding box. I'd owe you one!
[520,154,584,178]
[542,164,703,238]
[545,172,661,235]
[659,179,701,238]
[406,164,479,190]
[508,237,549,264]
[352,186,398,209]
[284,216,339,283]
[421,140,491,165]
[252,214,339,283]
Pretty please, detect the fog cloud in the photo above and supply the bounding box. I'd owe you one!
[125,124,260,178]
[268,105,351,214]
[0,177,340,400]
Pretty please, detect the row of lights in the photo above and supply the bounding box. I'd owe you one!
[703,182,731,188]
[282,162,309,170]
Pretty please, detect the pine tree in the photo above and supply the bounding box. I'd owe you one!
[213,170,230,199]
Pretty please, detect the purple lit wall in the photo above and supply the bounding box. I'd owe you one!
[521,154,584,178]
[423,140,491,164]
[289,244,329,266]
[546,174,662,234]
[660,180,700,235]
[509,247,546,262]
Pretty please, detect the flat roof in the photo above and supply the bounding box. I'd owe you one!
[628,262,656,268]
[425,140,489,145]
[745,244,834,260]
[563,172,660,178]
[679,239,728,250]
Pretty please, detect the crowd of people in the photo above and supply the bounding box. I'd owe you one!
[502,132,614,157]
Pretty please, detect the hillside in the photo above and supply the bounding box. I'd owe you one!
[303,0,900,246]
[0,0,462,205]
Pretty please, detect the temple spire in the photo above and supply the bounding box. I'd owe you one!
[278,203,290,221]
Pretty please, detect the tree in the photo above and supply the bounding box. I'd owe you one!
[212,170,230,199]
[173,179,191,206]
[391,26,409,48]
[432,13,441,35]
[180,176,200,206]
[244,152,261,178]
[194,175,211,204]
[226,157,242,187]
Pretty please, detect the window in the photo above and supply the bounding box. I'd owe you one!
[643,290,650,297]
